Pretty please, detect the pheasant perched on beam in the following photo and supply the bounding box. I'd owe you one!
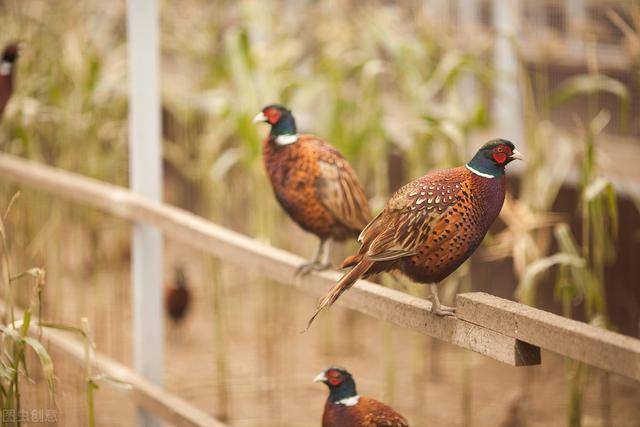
[315,366,409,427]
[0,42,19,120]
[253,104,372,275]
[308,139,522,326]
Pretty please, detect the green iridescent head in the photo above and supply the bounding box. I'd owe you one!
[466,139,523,178]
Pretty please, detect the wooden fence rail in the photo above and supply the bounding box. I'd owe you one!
[0,154,539,367]
[0,153,639,383]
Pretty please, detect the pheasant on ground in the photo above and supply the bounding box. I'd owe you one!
[308,139,522,327]
[165,265,191,325]
[0,42,20,120]
[253,104,372,275]
[315,366,409,427]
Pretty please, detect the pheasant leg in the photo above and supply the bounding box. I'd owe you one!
[296,239,333,276]
[429,284,456,316]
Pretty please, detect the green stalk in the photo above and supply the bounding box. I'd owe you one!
[82,319,96,427]
[209,258,230,422]
[567,361,585,427]
[1,226,16,329]
[411,332,428,425]
[460,273,472,427]
[382,321,395,405]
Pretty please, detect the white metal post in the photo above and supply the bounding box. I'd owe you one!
[492,0,524,152]
[457,0,480,161]
[567,0,586,54]
[126,1,164,426]
[457,0,480,113]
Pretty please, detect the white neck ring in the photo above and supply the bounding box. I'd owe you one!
[336,395,359,406]
[0,62,12,76]
[465,163,495,179]
[274,134,299,146]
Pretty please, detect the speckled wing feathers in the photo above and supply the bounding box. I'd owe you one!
[262,134,371,241]
[362,175,466,262]
[309,166,506,328]
[359,396,409,426]
[316,151,372,232]
[322,396,409,427]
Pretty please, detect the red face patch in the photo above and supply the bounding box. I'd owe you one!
[492,144,511,164]
[264,108,281,124]
[326,370,343,386]
[493,152,507,164]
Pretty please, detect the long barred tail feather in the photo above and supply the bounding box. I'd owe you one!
[339,254,361,269]
[304,258,374,331]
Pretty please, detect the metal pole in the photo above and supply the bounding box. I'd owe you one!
[457,0,480,112]
[126,1,164,426]
[567,0,586,54]
[492,0,524,151]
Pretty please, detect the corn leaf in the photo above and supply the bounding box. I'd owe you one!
[23,337,56,399]
[93,374,133,390]
[551,74,629,106]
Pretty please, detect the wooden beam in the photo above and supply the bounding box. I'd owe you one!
[0,153,539,367]
[457,292,640,382]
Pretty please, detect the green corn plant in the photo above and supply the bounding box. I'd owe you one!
[0,192,130,426]
[39,318,132,427]
[480,33,578,426]
[208,258,230,422]
[550,68,626,425]
[0,195,55,426]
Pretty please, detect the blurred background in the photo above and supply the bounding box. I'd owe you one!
[0,0,639,426]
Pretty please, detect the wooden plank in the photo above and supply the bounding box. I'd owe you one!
[0,153,539,367]
[334,282,540,366]
[457,292,640,382]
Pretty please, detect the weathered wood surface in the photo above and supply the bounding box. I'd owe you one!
[0,153,539,367]
[457,292,640,382]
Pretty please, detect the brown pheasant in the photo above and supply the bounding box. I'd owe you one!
[308,139,522,326]
[253,104,372,275]
[0,42,19,120]
[165,265,190,325]
[315,366,409,427]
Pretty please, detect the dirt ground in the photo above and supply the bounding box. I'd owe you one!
[11,202,640,427]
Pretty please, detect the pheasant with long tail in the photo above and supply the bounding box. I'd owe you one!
[308,139,523,327]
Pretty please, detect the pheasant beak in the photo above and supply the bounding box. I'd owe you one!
[252,112,267,124]
[510,149,524,161]
[313,372,328,383]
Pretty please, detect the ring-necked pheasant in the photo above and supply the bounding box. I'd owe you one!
[308,139,522,327]
[0,42,19,120]
[253,104,372,275]
[315,366,409,427]
[165,265,191,325]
